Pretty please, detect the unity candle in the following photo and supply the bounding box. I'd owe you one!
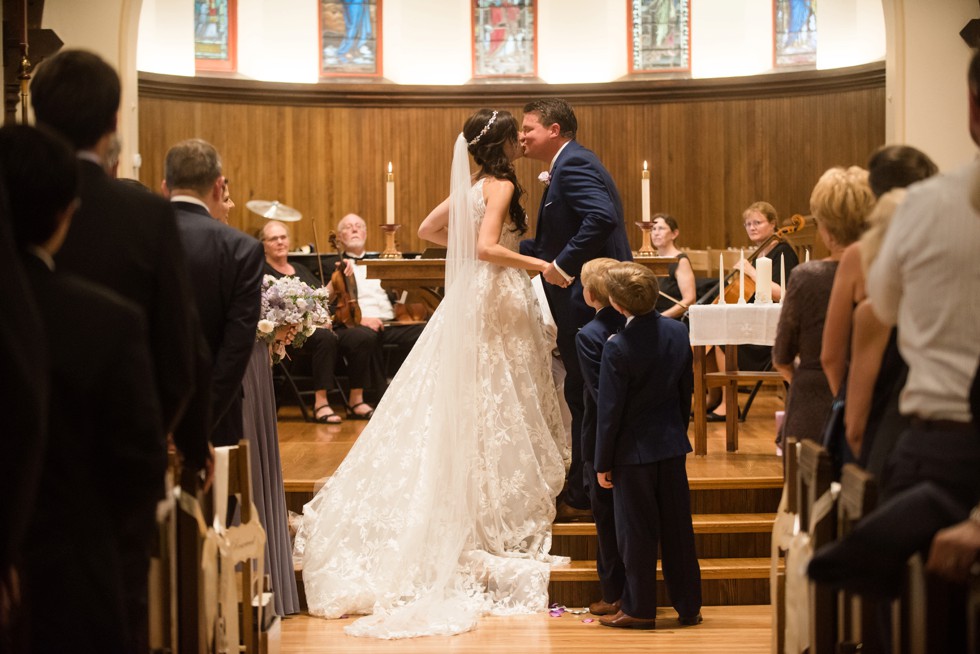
[641,161,651,222]
[386,162,395,225]
[755,256,772,303]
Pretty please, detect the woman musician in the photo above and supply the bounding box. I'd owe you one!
[706,201,799,421]
[650,213,697,321]
[260,220,378,421]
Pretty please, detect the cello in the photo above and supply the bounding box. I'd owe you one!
[700,213,809,306]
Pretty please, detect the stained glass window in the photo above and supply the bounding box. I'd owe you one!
[629,0,690,73]
[472,0,536,78]
[774,0,816,67]
[195,0,236,72]
[321,0,381,77]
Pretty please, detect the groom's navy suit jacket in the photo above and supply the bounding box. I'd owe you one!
[520,139,632,506]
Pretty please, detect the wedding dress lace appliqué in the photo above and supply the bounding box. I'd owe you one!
[294,179,569,639]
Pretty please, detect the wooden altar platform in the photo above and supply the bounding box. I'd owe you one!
[278,387,785,608]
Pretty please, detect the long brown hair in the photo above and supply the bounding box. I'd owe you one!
[463,109,527,234]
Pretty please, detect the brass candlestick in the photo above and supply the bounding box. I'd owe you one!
[380,224,402,259]
[634,220,657,257]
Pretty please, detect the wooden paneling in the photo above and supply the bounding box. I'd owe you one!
[138,64,884,254]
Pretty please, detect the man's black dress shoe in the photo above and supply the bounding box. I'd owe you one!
[678,612,703,626]
[588,598,621,616]
[555,501,592,523]
[599,610,656,629]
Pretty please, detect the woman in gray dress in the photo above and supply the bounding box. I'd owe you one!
[773,166,875,443]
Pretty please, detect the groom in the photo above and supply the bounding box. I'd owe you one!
[520,98,632,517]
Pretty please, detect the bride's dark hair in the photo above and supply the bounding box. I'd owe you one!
[463,108,527,234]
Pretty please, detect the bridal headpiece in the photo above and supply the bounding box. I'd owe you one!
[468,110,498,145]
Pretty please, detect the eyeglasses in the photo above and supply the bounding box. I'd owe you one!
[743,220,768,228]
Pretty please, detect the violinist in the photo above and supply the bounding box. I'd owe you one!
[650,213,697,320]
[261,220,378,421]
[706,202,799,421]
[335,213,425,378]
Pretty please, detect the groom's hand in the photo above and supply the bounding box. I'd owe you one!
[543,262,571,288]
[597,471,613,489]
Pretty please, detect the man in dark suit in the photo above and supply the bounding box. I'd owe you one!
[519,98,633,516]
[164,138,264,447]
[30,49,204,653]
[30,50,200,458]
[594,262,701,629]
[1,124,166,653]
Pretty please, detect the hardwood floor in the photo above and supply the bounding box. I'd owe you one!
[276,388,786,652]
[280,605,772,653]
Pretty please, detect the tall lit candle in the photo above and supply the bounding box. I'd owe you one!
[641,161,651,222]
[755,255,772,304]
[738,249,746,304]
[718,253,726,304]
[804,247,810,263]
[385,162,395,225]
[779,256,786,303]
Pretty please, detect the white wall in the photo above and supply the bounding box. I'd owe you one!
[42,0,144,179]
[818,0,886,70]
[883,0,977,171]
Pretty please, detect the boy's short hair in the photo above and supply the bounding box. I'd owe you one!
[580,257,619,306]
[606,262,660,316]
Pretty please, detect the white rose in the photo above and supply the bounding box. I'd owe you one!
[257,319,275,334]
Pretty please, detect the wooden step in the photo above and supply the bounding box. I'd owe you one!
[553,512,776,537]
[550,557,781,582]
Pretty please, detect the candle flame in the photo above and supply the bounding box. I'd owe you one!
[388,162,392,173]
[643,160,648,171]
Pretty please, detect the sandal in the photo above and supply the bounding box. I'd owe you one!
[314,404,342,424]
[348,402,375,420]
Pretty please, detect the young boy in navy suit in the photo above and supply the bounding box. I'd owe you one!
[576,258,627,616]
[595,262,702,629]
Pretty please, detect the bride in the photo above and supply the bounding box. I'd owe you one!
[295,108,570,639]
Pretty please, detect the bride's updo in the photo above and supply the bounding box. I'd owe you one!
[464,108,527,234]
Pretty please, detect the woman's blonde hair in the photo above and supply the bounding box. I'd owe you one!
[809,166,875,248]
[858,188,907,277]
[743,201,778,225]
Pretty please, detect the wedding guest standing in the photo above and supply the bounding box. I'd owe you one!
[1,124,165,653]
[595,262,701,630]
[30,49,202,652]
[520,98,632,519]
[164,139,264,447]
[773,166,874,445]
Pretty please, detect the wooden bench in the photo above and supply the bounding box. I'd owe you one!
[835,464,880,654]
[797,440,836,654]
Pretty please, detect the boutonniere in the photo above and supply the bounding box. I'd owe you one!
[538,171,551,187]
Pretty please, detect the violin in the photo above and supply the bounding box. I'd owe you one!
[702,214,808,306]
[327,231,362,328]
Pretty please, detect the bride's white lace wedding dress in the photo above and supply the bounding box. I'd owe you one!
[294,176,569,639]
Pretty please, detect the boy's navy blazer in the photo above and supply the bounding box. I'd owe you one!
[594,310,693,472]
[576,305,626,464]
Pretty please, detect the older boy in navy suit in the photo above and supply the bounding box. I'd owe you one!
[576,258,627,616]
[595,262,702,629]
